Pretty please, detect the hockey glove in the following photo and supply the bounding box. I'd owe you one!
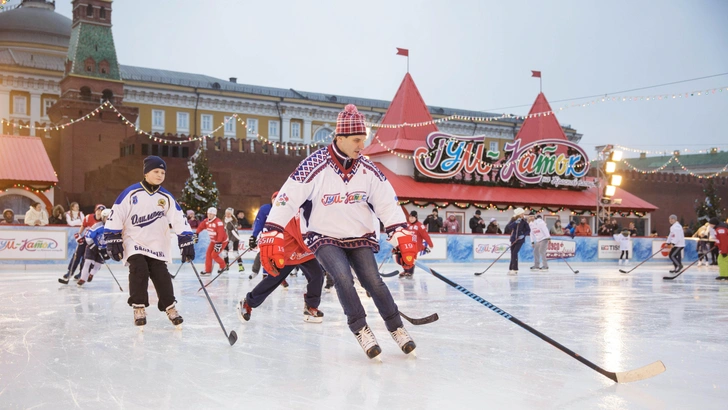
[214,242,223,253]
[258,231,285,276]
[390,228,418,270]
[99,248,110,260]
[192,233,199,244]
[178,235,195,262]
[248,235,258,250]
[74,232,84,244]
[105,232,124,262]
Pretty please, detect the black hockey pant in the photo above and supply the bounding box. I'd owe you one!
[127,254,176,311]
[669,246,684,268]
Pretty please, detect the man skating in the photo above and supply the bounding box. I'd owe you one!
[666,214,685,273]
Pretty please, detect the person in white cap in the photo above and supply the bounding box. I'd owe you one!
[665,214,685,273]
[505,207,530,275]
[528,213,551,271]
[195,207,228,275]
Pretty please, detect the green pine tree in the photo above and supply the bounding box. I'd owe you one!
[695,178,724,223]
[179,147,219,215]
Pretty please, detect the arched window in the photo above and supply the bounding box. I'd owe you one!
[101,89,113,102]
[313,127,333,144]
[80,86,92,100]
[86,4,93,17]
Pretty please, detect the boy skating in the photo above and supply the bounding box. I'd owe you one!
[104,156,195,327]
[77,208,112,286]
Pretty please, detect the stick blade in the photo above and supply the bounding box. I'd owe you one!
[619,269,629,274]
[380,270,399,277]
[228,330,238,346]
[615,360,666,383]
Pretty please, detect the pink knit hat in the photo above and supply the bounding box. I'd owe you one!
[336,104,367,136]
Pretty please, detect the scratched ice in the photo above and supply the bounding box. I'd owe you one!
[0,261,726,409]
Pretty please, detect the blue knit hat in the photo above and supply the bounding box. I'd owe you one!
[143,156,166,174]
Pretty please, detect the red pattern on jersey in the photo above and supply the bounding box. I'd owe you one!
[196,217,228,243]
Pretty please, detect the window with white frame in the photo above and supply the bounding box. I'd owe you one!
[291,122,301,139]
[152,109,165,130]
[268,120,279,139]
[43,99,56,117]
[489,141,498,153]
[13,95,27,115]
[313,127,333,144]
[201,114,213,133]
[176,112,189,133]
[224,116,236,136]
[246,118,258,136]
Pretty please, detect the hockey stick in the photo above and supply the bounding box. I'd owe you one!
[104,263,124,291]
[380,270,400,277]
[399,311,439,325]
[663,246,714,280]
[198,248,252,292]
[561,258,579,274]
[619,249,662,274]
[474,245,510,276]
[189,262,238,346]
[171,261,184,279]
[415,260,665,383]
[58,250,79,284]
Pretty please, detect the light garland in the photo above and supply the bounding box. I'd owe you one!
[673,157,728,179]
[398,199,646,217]
[621,156,728,179]
[621,157,675,174]
[0,0,7,10]
[366,85,728,129]
[615,144,728,155]
[0,183,56,194]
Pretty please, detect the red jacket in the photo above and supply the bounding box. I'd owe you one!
[407,221,434,252]
[282,213,315,265]
[196,217,228,244]
[715,223,728,255]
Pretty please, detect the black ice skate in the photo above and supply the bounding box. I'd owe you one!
[390,326,416,354]
[87,274,94,282]
[303,303,324,323]
[354,325,382,359]
[165,303,183,327]
[133,304,147,326]
[237,299,252,322]
[200,271,211,276]
[58,273,70,284]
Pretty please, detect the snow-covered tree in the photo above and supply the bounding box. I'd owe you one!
[179,147,218,215]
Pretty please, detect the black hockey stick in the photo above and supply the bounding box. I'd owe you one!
[198,248,253,292]
[189,262,238,346]
[171,261,184,279]
[400,311,439,325]
[104,263,124,291]
[415,260,665,383]
[663,247,713,280]
[475,245,510,276]
[619,249,662,274]
[380,270,400,277]
[561,258,579,274]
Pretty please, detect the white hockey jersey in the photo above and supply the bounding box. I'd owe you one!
[104,182,193,265]
[265,144,406,252]
[612,233,631,251]
[667,221,685,247]
[529,218,551,243]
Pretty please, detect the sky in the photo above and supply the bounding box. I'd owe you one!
[23,0,728,157]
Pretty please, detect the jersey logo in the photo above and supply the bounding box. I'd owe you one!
[321,191,368,206]
[130,211,166,228]
[157,199,166,208]
[275,193,289,207]
[132,196,138,205]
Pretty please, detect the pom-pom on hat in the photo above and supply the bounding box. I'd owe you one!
[143,155,166,174]
[207,207,217,215]
[336,104,367,136]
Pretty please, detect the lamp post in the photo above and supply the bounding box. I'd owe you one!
[595,145,623,235]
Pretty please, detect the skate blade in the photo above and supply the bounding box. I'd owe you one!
[174,324,183,330]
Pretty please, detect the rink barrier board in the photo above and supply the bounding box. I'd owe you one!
[0,226,698,265]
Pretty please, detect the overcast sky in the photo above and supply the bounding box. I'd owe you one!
[35,0,728,157]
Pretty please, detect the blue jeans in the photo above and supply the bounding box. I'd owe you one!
[315,245,402,333]
[509,239,524,271]
[246,259,323,308]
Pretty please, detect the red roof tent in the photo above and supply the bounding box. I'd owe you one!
[361,73,438,156]
[378,164,657,212]
[0,135,58,186]
[516,92,568,145]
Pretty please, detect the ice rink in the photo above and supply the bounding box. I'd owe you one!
[1,261,726,409]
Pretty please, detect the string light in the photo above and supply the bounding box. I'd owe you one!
[0,183,56,194]
[615,144,728,155]
[398,199,646,217]
[621,156,728,179]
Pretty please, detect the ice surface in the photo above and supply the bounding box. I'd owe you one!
[1,261,727,409]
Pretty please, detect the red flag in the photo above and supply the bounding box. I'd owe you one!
[531,70,541,78]
[396,48,409,57]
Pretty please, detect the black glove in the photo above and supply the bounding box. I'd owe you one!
[248,236,258,249]
[178,235,195,262]
[105,232,123,261]
[99,248,110,260]
[424,247,431,254]
[214,242,223,253]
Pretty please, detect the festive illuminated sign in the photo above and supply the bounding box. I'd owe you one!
[414,133,593,189]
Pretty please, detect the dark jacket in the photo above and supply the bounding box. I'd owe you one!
[469,216,485,234]
[506,218,530,243]
[485,223,502,234]
[423,214,443,233]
